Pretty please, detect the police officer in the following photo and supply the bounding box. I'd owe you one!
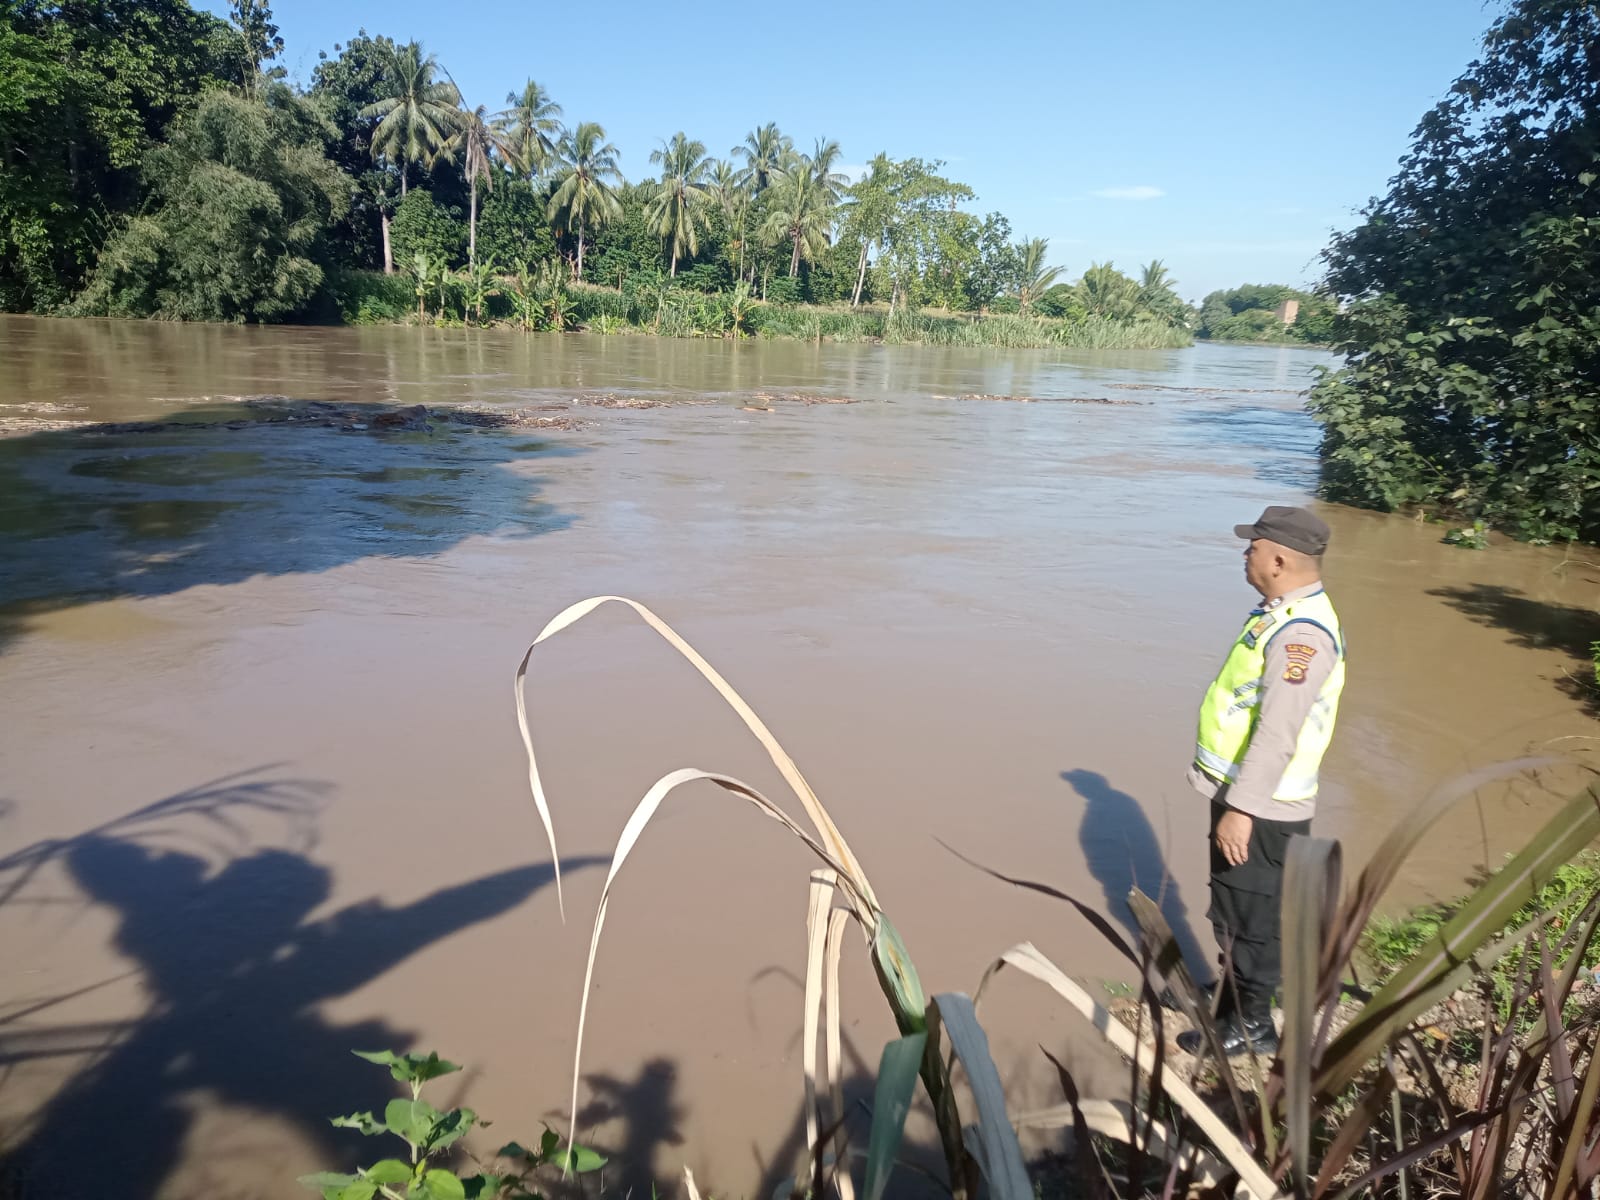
[1176,506,1345,1057]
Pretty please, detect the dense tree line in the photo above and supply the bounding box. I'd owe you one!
[0,1,1192,339]
[1196,284,1334,344]
[1310,0,1600,544]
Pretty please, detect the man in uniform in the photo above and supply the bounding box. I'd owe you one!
[1176,506,1345,1057]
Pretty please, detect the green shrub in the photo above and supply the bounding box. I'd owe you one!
[390,189,466,273]
[764,273,801,304]
[330,269,412,325]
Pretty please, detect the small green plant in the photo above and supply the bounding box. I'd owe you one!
[1442,518,1489,549]
[1361,850,1600,1020]
[299,1049,604,1200]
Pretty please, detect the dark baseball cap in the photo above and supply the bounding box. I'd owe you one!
[1233,505,1330,556]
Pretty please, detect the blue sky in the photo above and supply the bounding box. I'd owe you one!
[208,0,1497,299]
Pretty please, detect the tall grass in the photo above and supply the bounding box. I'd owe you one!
[341,272,1192,349]
[560,284,1192,349]
[514,600,1600,1200]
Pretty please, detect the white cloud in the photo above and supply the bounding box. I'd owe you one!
[1090,185,1165,200]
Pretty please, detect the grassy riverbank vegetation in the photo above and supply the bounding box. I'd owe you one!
[0,3,1192,348]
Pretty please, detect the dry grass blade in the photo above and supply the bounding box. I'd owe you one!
[827,908,856,1200]
[1282,836,1341,1197]
[975,942,1284,1200]
[515,596,880,922]
[805,871,836,1159]
[1126,889,1250,1132]
[564,766,867,1163]
[1011,1097,1225,1189]
[934,993,1032,1200]
[682,1166,702,1200]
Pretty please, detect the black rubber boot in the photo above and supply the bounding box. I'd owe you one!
[1176,989,1278,1057]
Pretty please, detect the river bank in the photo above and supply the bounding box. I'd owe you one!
[1,316,1595,1198]
[329,271,1195,350]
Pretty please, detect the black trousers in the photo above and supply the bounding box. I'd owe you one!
[1207,799,1311,1021]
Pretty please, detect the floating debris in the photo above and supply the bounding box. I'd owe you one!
[0,401,89,414]
[0,416,85,435]
[750,392,857,406]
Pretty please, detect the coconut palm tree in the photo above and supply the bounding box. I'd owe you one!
[762,138,848,277]
[733,122,791,195]
[647,133,712,277]
[441,101,511,268]
[707,159,751,281]
[1077,261,1141,319]
[841,153,895,308]
[1136,259,1186,325]
[1016,237,1064,313]
[359,42,461,198]
[495,79,564,180]
[1138,259,1173,298]
[547,122,624,281]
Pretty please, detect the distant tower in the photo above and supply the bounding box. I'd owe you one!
[1275,298,1300,326]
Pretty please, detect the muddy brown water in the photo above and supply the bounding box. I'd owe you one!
[1,314,1596,1198]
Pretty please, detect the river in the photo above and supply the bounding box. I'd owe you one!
[1,315,1595,1198]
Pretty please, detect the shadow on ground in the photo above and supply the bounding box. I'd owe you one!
[0,402,581,653]
[1428,582,1600,714]
[0,769,603,1199]
[1063,769,1213,984]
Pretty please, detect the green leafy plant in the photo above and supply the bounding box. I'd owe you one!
[1364,850,1600,1020]
[299,1049,604,1200]
[1311,0,1600,544]
[1442,519,1490,550]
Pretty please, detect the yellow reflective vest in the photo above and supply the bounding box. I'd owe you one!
[1194,589,1345,803]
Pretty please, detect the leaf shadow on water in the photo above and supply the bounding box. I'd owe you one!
[1427,582,1600,716]
[1062,770,1214,986]
[0,405,583,654]
[0,768,604,1199]
[572,1059,688,1198]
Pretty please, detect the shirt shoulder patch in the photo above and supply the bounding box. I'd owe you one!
[1243,613,1277,649]
[1282,642,1317,684]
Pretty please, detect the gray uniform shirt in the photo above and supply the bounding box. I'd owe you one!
[1186,582,1339,821]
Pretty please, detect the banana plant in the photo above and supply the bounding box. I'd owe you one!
[409,251,437,324]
